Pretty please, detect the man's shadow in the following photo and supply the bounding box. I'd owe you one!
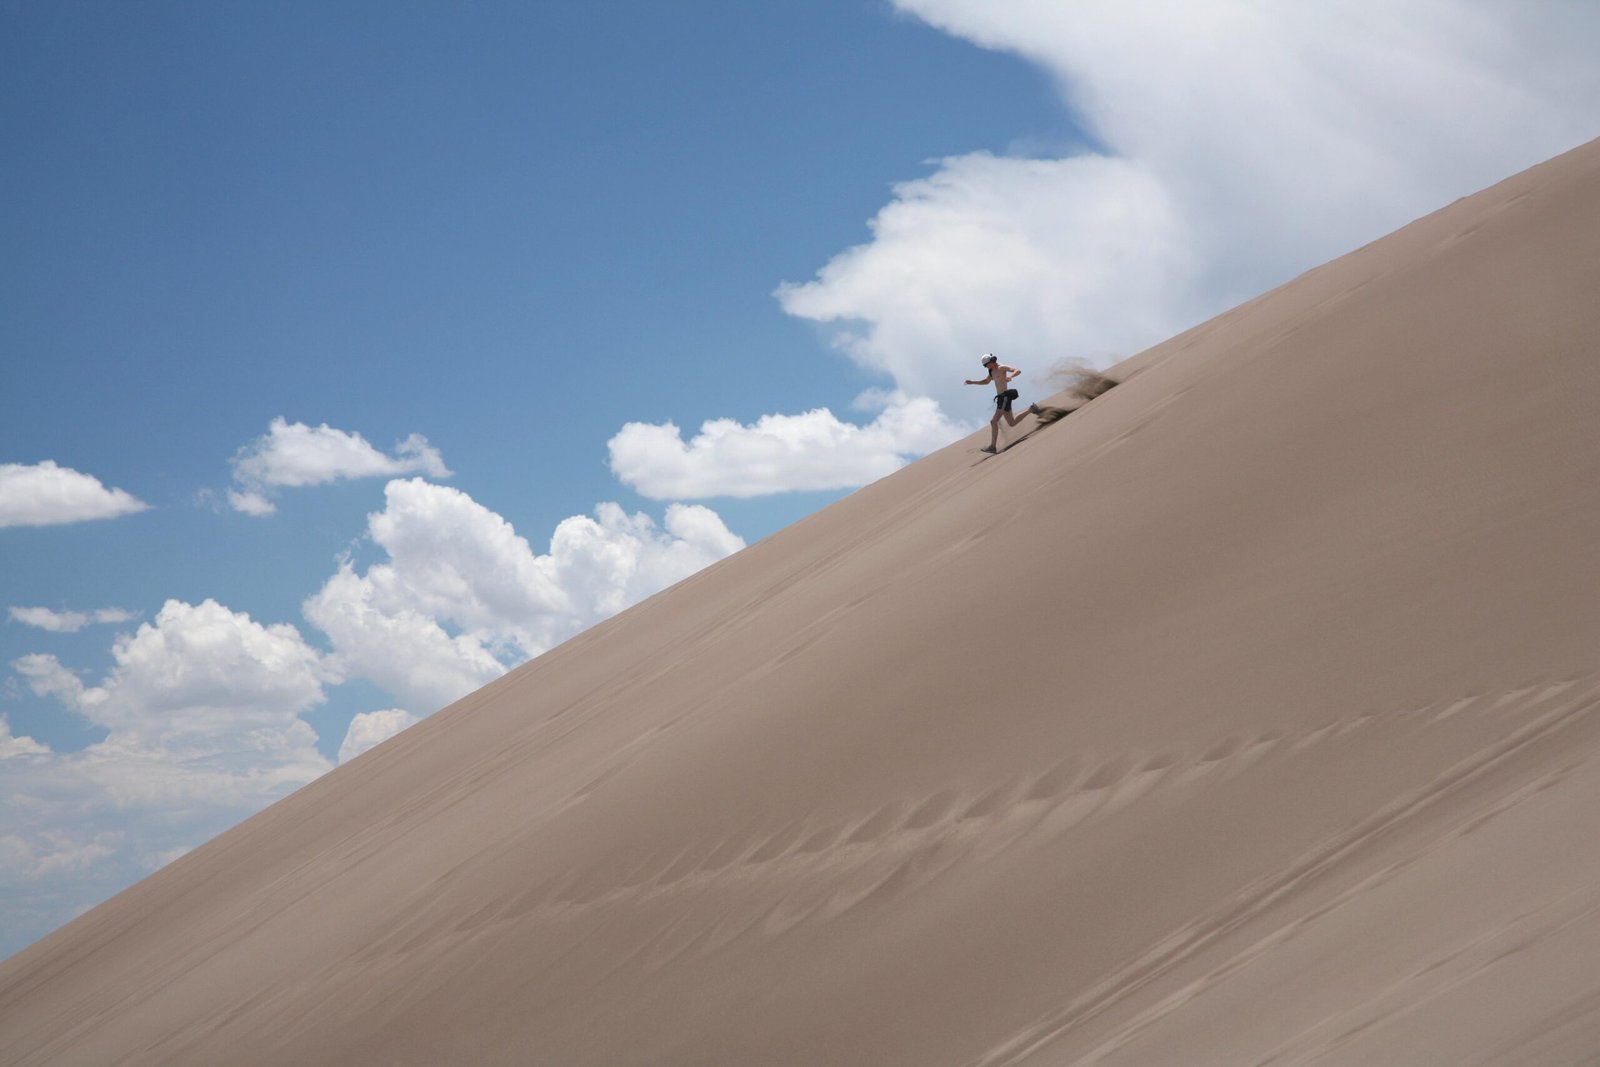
[970,405,1078,463]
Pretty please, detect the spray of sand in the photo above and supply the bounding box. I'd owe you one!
[1033,359,1121,424]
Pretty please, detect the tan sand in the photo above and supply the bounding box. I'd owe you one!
[4,137,1600,1065]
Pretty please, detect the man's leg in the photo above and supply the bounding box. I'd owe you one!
[1002,404,1041,427]
[986,413,1002,451]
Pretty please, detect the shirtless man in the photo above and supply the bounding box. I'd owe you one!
[964,353,1040,453]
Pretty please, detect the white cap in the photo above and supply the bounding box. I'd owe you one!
[980,353,997,365]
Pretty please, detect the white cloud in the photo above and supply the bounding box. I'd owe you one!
[338,708,420,763]
[8,606,136,634]
[304,478,745,712]
[228,417,451,515]
[778,151,1187,415]
[3,456,740,962]
[0,479,742,956]
[305,563,506,715]
[10,599,333,808]
[0,461,148,528]
[0,715,49,759]
[608,394,972,499]
[0,831,121,880]
[31,599,330,746]
[32,833,121,878]
[778,1,1600,417]
[4,598,337,955]
[11,653,86,707]
[226,489,277,517]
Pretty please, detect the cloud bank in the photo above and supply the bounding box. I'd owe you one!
[778,0,1600,418]
[228,418,451,515]
[606,4,1600,500]
[0,461,148,528]
[4,483,745,954]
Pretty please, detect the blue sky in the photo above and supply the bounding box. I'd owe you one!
[4,1,1598,959]
[3,1,1062,738]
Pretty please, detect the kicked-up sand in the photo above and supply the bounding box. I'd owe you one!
[3,137,1600,1065]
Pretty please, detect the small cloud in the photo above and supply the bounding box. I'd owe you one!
[0,461,148,529]
[142,845,193,871]
[0,715,50,758]
[338,708,421,763]
[227,418,451,516]
[31,833,120,878]
[8,606,136,634]
[11,653,87,708]
[226,489,277,517]
[607,395,970,500]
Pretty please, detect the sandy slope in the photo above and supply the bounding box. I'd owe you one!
[4,138,1600,1065]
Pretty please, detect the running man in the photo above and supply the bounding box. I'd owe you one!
[964,353,1040,453]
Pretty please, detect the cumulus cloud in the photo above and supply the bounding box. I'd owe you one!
[8,596,333,833]
[12,600,333,795]
[338,708,421,764]
[778,152,1186,413]
[0,461,148,528]
[304,479,745,712]
[778,1,1600,416]
[8,606,137,634]
[228,417,451,515]
[4,598,336,955]
[608,394,972,499]
[305,563,506,715]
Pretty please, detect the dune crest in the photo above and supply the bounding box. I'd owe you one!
[4,138,1600,1065]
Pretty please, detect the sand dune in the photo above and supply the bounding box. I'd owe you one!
[4,137,1600,1065]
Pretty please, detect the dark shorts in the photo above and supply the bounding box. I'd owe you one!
[994,388,1020,413]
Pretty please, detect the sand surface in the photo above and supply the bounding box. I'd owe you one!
[4,138,1600,1065]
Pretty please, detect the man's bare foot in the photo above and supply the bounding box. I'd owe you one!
[981,446,998,454]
